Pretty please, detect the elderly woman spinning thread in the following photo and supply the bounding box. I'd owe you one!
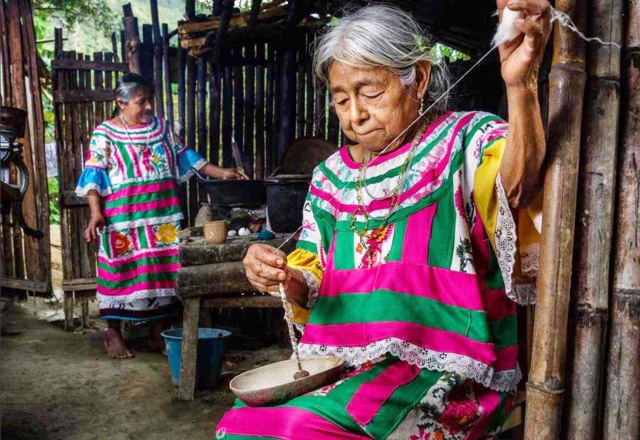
[219,1,549,438]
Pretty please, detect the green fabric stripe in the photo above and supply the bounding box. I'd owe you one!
[97,270,176,289]
[309,290,491,342]
[368,367,445,439]
[334,230,355,270]
[312,208,336,256]
[485,246,505,290]
[487,392,512,433]
[489,313,518,349]
[319,118,457,190]
[325,356,397,407]
[107,205,182,224]
[111,177,174,192]
[105,188,177,209]
[96,118,160,136]
[286,396,368,436]
[223,435,280,440]
[387,217,408,262]
[97,254,177,274]
[296,239,318,255]
[137,226,149,249]
[101,231,111,259]
[428,186,456,269]
[463,115,501,151]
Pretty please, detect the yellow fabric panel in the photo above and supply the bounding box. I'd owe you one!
[474,138,542,274]
[285,248,324,324]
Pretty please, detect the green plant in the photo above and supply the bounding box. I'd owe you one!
[48,177,60,225]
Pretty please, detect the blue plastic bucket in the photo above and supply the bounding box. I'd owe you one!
[161,328,231,387]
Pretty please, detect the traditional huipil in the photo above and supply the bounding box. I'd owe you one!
[216,111,542,439]
[75,117,206,320]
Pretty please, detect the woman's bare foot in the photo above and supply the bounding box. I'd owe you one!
[149,320,167,356]
[104,325,135,359]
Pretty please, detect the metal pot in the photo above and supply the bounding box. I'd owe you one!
[265,175,311,233]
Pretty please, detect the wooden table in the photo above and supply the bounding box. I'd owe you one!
[175,234,295,401]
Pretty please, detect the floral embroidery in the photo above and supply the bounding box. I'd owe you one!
[113,232,132,255]
[455,239,473,273]
[156,224,178,244]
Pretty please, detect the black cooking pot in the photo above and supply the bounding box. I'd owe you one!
[265,175,311,233]
[198,179,267,207]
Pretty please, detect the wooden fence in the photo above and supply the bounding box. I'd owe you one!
[0,0,51,295]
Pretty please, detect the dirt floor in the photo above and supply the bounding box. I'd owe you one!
[0,299,291,440]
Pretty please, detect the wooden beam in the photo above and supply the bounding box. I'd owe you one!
[51,59,129,72]
[59,191,88,207]
[204,295,281,308]
[54,89,115,103]
[0,276,50,293]
[62,277,96,291]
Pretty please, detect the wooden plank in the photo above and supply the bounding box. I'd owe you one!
[111,32,119,63]
[233,47,245,169]
[68,51,82,281]
[265,45,275,174]
[162,23,174,129]
[179,236,293,266]
[0,0,13,106]
[176,261,253,298]
[244,44,255,178]
[186,53,197,223]
[177,47,188,226]
[93,53,105,139]
[255,42,265,179]
[222,63,233,168]
[76,54,91,282]
[150,0,164,119]
[208,57,221,165]
[54,89,115,103]
[305,32,314,137]
[104,52,115,120]
[177,2,285,35]
[296,46,305,138]
[197,55,207,204]
[52,58,129,72]
[62,277,97,291]
[204,295,281,308]
[122,3,142,75]
[178,297,200,401]
[0,276,50,293]
[60,190,88,207]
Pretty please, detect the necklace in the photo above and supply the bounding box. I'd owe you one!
[120,114,154,150]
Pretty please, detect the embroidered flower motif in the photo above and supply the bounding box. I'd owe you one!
[355,242,364,254]
[410,427,430,440]
[113,233,132,255]
[433,430,445,440]
[156,224,177,244]
[437,393,480,435]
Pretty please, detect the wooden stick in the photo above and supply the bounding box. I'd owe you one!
[0,0,13,106]
[150,0,164,119]
[122,4,142,75]
[255,42,265,179]
[296,45,305,139]
[603,1,640,437]
[277,44,296,167]
[265,46,275,175]
[305,32,314,137]
[197,55,207,204]
[566,0,623,436]
[111,32,119,63]
[244,44,255,178]
[178,47,186,126]
[208,56,221,165]
[187,53,197,223]
[222,63,232,168]
[162,23,174,130]
[524,1,587,437]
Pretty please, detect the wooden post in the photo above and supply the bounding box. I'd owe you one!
[222,63,233,168]
[186,52,197,223]
[111,32,119,63]
[524,1,587,438]
[197,55,207,204]
[296,45,305,138]
[603,1,640,437]
[162,24,174,130]
[305,32,315,137]
[277,45,296,166]
[265,46,275,175]
[208,56,221,166]
[233,47,245,168]
[178,47,186,126]
[122,4,142,75]
[255,42,265,179]
[0,0,12,106]
[566,0,623,437]
[177,296,200,401]
[244,44,255,178]
[150,0,164,119]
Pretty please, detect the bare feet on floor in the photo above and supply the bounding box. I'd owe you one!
[104,327,135,359]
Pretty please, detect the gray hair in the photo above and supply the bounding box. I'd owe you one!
[313,4,451,114]
[115,73,154,104]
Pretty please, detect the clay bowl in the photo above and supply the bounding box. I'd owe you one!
[230,356,344,407]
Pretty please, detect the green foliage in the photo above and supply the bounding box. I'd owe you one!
[48,177,60,225]
[432,43,471,63]
[33,0,118,33]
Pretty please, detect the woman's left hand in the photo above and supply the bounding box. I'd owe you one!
[497,0,552,89]
[220,168,248,180]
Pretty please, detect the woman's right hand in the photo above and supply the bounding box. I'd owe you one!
[242,244,288,295]
[84,212,105,242]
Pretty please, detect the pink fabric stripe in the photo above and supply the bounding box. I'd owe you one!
[401,204,437,264]
[216,406,370,440]
[99,263,181,283]
[106,180,176,200]
[126,145,143,177]
[346,361,420,427]
[340,111,453,169]
[467,384,503,440]
[301,322,497,365]
[484,289,516,321]
[103,196,181,216]
[98,247,178,267]
[469,210,489,277]
[96,279,175,297]
[494,345,519,370]
[113,147,127,177]
[320,262,485,310]
[84,164,106,170]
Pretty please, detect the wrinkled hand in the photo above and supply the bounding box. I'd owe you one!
[497,0,552,88]
[242,244,289,295]
[220,168,247,180]
[84,212,105,242]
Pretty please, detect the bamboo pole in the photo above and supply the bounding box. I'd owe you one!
[233,47,244,167]
[566,0,623,437]
[265,46,275,175]
[255,42,265,179]
[150,0,164,119]
[244,44,255,178]
[222,63,232,168]
[524,1,587,437]
[209,57,221,166]
[162,24,174,130]
[603,0,640,437]
[186,51,197,222]
[197,55,207,204]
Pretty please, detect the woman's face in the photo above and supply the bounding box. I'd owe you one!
[118,88,154,125]
[328,62,430,154]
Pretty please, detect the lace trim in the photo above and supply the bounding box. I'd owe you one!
[297,338,521,392]
[298,269,320,310]
[75,183,112,197]
[179,158,207,182]
[96,288,175,302]
[105,213,184,232]
[521,242,540,278]
[494,174,519,302]
[512,284,537,305]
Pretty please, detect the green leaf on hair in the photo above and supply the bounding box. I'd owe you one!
[413,34,427,53]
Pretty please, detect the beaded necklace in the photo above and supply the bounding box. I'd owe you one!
[120,114,154,150]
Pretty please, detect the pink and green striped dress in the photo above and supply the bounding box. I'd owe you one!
[216,111,540,439]
[75,117,206,320]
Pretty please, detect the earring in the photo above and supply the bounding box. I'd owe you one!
[419,98,425,115]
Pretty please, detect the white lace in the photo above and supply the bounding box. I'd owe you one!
[494,174,519,302]
[96,288,176,302]
[297,338,521,392]
[298,269,320,310]
[75,183,112,197]
[512,283,537,305]
[520,242,540,278]
[105,212,184,232]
